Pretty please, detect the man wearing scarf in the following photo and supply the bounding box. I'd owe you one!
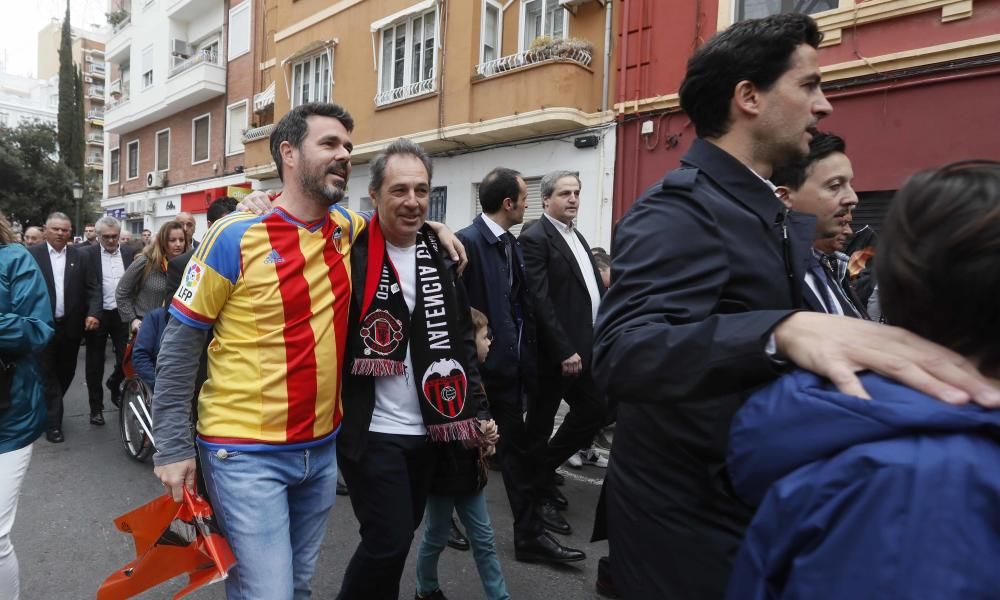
[337,139,493,600]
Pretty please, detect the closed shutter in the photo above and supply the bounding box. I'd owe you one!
[854,190,894,235]
[474,176,543,236]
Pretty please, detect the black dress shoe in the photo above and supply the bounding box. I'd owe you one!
[336,479,349,496]
[514,532,586,564]
[90,413,105,426]
[547,487,569,510]
[538,502,572,535]
[596,555,620,598]
[447,517,470,551]
[415,589,447,600]
[46,429,65,443]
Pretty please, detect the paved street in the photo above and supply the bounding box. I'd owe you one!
[14,349,609,599]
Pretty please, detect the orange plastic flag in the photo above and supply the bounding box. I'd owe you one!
[97,489,236,600]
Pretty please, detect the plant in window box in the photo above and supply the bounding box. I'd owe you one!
[106,9,129,26]
[551,37,594,61]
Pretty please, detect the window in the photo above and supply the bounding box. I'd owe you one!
[428,186,447,223]
[0,112,7,126]
[376,7,437,105]
[200,39,220,62]
[521,0,567,50]
[155,129,170,171]
[126,140,139,180]
[109,147,120,183]
[192,114,210,164]
[735,0,838,21]
[481,0,503,65]
[228,1,251,61]
[141,46,154,89]
[291,52,331,107]
[226,101,248,155]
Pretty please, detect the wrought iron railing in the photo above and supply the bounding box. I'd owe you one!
[374,78,435,107]
[168,49,221,79]
[242,123,276,143]
[475,46,592,78]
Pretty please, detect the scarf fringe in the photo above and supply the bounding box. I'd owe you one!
[350,358,406,377]
[427,418,481,446]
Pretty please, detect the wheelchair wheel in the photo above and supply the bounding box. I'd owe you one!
[119,378,155,462]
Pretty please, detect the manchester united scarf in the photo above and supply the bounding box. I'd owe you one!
[348,214,479,443]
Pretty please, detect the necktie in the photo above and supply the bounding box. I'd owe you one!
[819,254,862,318]
[501,232,515,290]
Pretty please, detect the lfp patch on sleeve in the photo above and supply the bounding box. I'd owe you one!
[176,262,204,305]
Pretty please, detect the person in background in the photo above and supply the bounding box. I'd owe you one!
[22,228,43,247]
[116,221,189,336]
[0,211,54,598]
[119,231,132,245]
[175,212,198,249]
[141,229,152,247]
[591,247,611,289]
[77,224,98,247]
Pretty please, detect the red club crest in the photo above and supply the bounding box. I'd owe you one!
[360,309,404,356]
[421,359,468,418]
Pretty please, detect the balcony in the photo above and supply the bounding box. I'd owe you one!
[86,133,104,145]
[86,155,104,168]
[243,128,278,180]
[169,49,219,79]
[167,0,220,22]
[86,109,105,126]
[475,46,592,78]
[374,79,436,108]
[88,87,106,101]
[112,13,131,34]
[87,64,106,79]
[242,123,275,144]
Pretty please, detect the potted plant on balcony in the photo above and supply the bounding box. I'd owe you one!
[106,9,129,27]
[527,36,594,66]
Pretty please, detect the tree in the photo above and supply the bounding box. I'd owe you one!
[0,123,77,228]
[57,0,83,179]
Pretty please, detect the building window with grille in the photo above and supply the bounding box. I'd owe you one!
[126,140,139,180]
[291,52,331,107]
[155,129,170,171]
[375,6,437,106]
[192,114,210,164]
[428,186,447,222]
[109,147,120,183]
[481,0,503,65]
[735,0,839,21]
[520,0,568,51]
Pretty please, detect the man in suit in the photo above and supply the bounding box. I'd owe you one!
[519,170,607,534]
[175,211,198,249]
[28,212,99,443]
[76,223,98,247]
[456,167,585,565]
[593,13,1000,598]
[82,216,136,425]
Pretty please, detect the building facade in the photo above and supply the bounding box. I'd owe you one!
[101,0,253,238]
[0,73,59,129]
[614,0,1000,232]
[240,0,618,248]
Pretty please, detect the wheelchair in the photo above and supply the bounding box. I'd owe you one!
[118,339,156,462]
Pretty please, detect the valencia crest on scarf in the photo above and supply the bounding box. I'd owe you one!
[349,213,480,444]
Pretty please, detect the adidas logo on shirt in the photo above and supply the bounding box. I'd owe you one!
[264,249,285,264]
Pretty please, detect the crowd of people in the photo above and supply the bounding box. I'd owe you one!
[2,10,1000,600]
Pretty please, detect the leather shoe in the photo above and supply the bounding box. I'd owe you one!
[415,589,447,600]
[447,517,469,551]
[538,502,571,535]
[547,487,569,510]
[90,413,105,426]
[46,429,65,443]
[514,532,586,564]
[106,380,121,408]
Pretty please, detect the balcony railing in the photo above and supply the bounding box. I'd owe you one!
[169,49,220,79]
[88,87,106,99]
[87,109,105,120]
[88,64,106,77]
[475,46,593,78]
[86,156,104,166]
[112,14,131,34]
[86,133,104,144]
[374,78,435,107]
[242,123,276,143]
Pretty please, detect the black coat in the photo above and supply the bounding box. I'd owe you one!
[337,228,490,464]
[28,242,99,339]
[455,215,538,403]
[592,138,815,599]
[519,215,606,372]
[82,243,136,318]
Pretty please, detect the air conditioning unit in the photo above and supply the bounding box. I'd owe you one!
[146,171,165,189]
[126,199,147,215]
[171,39,190,57]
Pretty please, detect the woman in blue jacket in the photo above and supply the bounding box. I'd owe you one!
[0,214,54,598]
[727,161,1000,599]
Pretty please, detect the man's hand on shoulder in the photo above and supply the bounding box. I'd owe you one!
[773,312,1000,408]
[427,221,468,274]
[237,190,278,215]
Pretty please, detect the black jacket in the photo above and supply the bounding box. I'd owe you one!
[519,215,606,372]
[592,138,815,599]
[28,242,99,338]
[337,228,490,463]
[82,243,136,318]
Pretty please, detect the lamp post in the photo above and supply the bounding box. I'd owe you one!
[72,181,83,241]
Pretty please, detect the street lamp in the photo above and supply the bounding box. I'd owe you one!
[72,181,83,240]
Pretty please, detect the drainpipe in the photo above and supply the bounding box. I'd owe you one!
[601,0,612,112]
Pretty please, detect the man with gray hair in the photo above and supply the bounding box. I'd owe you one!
[23,226,44,246]
[82,216,136,424]
[519,170,607,532]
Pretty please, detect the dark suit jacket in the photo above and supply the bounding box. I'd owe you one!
[338,227,489,463]
[165,249,195,298]
[82,243,136,318]
[456,215,538,402]
[28,242,99,339]
[519,215,606,372]
[591,138,815,599]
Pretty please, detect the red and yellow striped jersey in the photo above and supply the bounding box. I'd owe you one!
[170,205,367,445]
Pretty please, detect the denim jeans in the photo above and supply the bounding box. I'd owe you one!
[198,439,338,600]
[416,492,510,600]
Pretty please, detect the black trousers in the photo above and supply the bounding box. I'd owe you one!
[337,432,433,600]
[529,369,607,489]
[85,308,129,414]
[488,384,546,542]
[38,320,81,430]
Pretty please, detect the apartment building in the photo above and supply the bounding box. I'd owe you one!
[240,0,618,247]
[38,22,109,186]
[102,0,254,238]
[0,72,59,130]
[614,0,1000,231]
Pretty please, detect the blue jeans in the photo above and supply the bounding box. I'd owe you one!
[199,440,338,600]
[416,492,510,600]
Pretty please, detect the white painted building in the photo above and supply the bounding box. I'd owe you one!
[0,72,59,130]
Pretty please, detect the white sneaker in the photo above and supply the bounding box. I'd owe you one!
[582,448,609,468]
[567,451,584,468]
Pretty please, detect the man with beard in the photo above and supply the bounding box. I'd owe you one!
[594,13,1000,599]
[152,103,368,598]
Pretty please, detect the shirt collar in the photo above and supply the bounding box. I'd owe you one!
[543,212,574,234]
[747,167,778,192]
[480,213,508,240]
[46,242,66,256]
[101,245,120,256]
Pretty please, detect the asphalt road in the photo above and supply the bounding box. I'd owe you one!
[14,348,610,599]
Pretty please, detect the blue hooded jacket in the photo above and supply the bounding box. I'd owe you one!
[726,370,1000,600]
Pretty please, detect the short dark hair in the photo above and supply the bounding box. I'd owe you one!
[368,138,433,196]
[479,167,522,214]
[84,222,95,228]
[877,160,1000,372]
[207,196,239,224]
[771,131,846,190]
[591,246,611,270]
[269,102,354,182]
[679,13,823,139]
[540,170,580,199]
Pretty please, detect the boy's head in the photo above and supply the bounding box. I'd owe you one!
[470,307,491,364]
